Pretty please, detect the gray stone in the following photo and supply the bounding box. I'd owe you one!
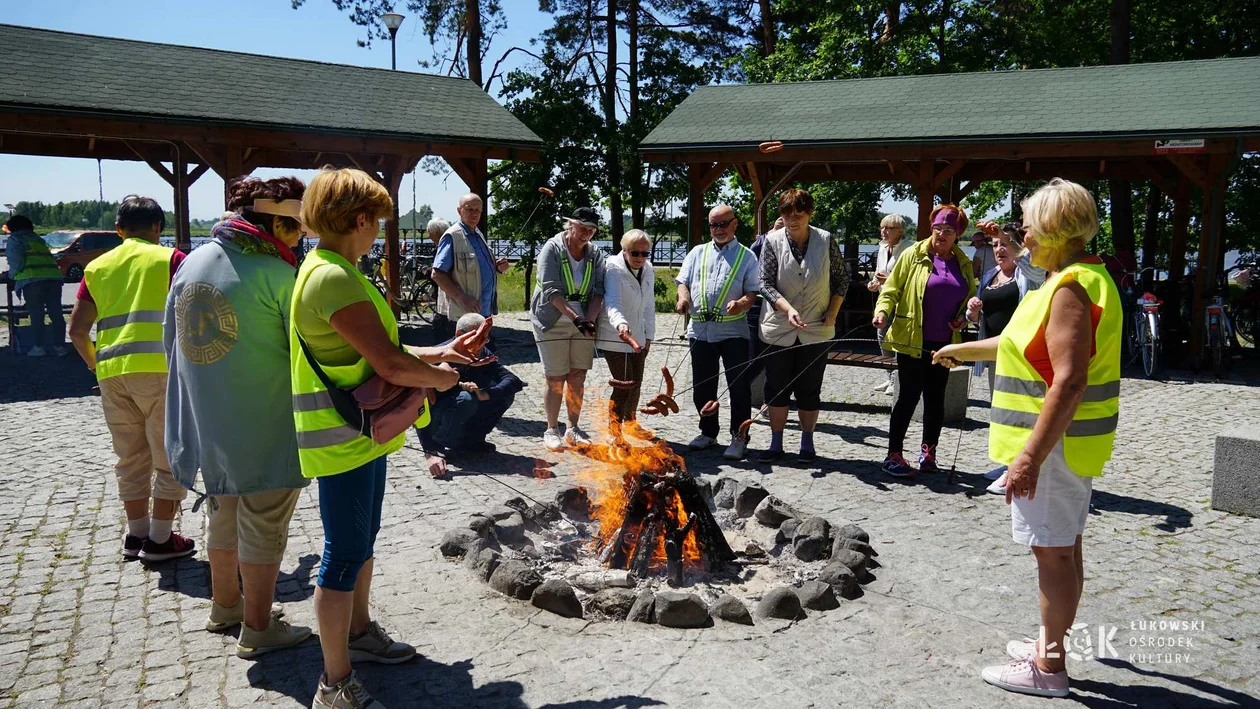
[626,591,655,624]
[586,588,638,620]
[488,561,543,600]
[530,580,583,618]
[694,477,715,510]
[653,591,709,628]
[713,476,740,509]
[466,514,495,537]
[776,518,799,544]
[818,562,859,598]
[755,586,805,620]
[488,505,519,521]
[528,502,560,525]
[835,523,870,544]
[439,528,480,558]
[744,542,767,558]
[753,495,800,526]
[734,482,769,517]
[464,546,501,582]
[554,486,591,518]
[796,516,831,541]
[793,517,832,561]
[831,548,868,575]
[708,594,754,625]
[493,512,526,543]
[794,581,840,611]
[1212,430,1260,517]
[834,537,878,558]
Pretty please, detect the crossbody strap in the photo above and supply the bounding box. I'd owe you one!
[295,333,368,436]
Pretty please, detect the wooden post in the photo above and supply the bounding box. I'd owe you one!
[747,162,766,234]
[687,163,706,248]
[173,149,191,251]
[1168,179,1190,284]
[916,160,935,239]
[384,160,405,316]
[224,145,244,207]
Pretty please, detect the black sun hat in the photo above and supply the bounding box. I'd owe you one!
[565,207,601,229]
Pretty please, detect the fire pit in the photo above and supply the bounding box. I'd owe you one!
[438,436,880,627]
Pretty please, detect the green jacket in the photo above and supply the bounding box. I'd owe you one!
[874,237,976,356]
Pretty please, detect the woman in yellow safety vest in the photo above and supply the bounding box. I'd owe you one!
[934,178,1121,699]
[293,167,463,709]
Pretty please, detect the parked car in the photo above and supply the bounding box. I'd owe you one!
[45,230,123,281]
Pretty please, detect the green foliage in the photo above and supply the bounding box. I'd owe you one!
[7,200,218,234]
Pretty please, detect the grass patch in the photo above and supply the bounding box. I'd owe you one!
[495,264,681,313]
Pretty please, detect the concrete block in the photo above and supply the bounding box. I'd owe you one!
[893,365,970,424]
[1212,430,1260,518]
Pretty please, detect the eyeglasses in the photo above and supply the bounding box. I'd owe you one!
[708,219,735,229]
[627,250,651,258]
[931,225,957,236]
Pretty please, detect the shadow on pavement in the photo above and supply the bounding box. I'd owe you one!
[1088,490,1194,532]
[149,556,213,601]
[275,553,320,604]
[1068,657,1250,707]
[0,352,98,403]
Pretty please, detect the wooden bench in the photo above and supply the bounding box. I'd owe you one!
[826,350,897,371]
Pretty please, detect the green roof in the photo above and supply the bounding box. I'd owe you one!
[642,57,1260,150]
[0,24,542,149]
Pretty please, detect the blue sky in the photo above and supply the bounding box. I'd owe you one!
[1,1,916,224]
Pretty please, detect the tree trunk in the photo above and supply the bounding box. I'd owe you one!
[758,0,775,56]
[881,2,900,43]
[1108,0,1134,255]
[1141,185,1162,292]
[605,0,624,248]
[628,0,644,230]
[466,0,483,87]
[937,0,950,71]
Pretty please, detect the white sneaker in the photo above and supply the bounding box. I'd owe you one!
[1006,639,1037,660]
[688,434,717,450]
[986,479,1007,495]
[53,345,70,357]
[723,437,748,460]
[983,465,1008,481]
[565,426,592,447]
[871,380,889,392]
[980,658,1069,698]
[543,428,565,451]
[26,346,46,357]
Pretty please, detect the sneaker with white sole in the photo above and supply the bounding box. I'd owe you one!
[688,434,717,450]
[1006,639,1037,660]
[981,658,1069,698]
[311,670,385,708]
[565,426,592,447]
[122,534,145,559]
[543,428,565,451]
[205,600,287,632]
[986,478,1007,495]
[348,620,415,665]
[983,465,1008,481]
[237,617,312,659]
[26,346,46,358]
[871,380,890,392]
[139,532,196,562]
[723,437,748,460]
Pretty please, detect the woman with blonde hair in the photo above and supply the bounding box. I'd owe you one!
[598,229,656,442]
[293,167,466,708]
[869,213,911,393]
[874,203,975,477]
[935,179,1121,698]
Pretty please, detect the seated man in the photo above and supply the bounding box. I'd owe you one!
[421,313,523,477]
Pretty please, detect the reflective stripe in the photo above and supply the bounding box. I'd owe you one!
[559,249,592,303]
[992,407,1118,437]
[96,309,165,331]
[95,340,166,362]
[293,391,336,412]
[296,426,362,449]
[993,376,1121,403]
[697,243,747,322]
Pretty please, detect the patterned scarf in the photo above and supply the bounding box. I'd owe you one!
[211,216,297,268]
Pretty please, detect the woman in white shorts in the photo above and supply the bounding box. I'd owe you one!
[530,207,607,450]
[935,178,1122,699]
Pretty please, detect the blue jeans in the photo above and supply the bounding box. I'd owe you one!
[419,389,514,450]
[316,455,387,592]
[22,280,64,349]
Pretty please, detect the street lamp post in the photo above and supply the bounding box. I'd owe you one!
[381,12,404,70]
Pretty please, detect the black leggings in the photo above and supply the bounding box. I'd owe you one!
[888,340,950,453]
[765,341,830,410]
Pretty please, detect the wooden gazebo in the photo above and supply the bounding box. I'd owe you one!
[0,24,542,302]
[641,57,1260,361]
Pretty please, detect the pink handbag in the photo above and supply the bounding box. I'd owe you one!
[351,377,430,444]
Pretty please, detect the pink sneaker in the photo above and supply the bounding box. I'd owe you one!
[981,658,1069,698]
[1006,639,1037,660]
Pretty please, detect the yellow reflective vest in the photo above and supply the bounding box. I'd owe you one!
[12,233,62,284]
[989,259,1121,477]
[289,249,430,478]
[83,238,173,380]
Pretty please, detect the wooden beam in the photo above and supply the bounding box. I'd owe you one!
[1134,160,1180,197]
[745,162,766,233]
[1167,155,1207,189]
[87,137,95,152]
[184,140,229,178]
[1168,177,1191,283]
[916,160,935,239]
[695,162,729,193]
[887,160,918,184]
[187,163,211,186]
[124,140,175,187]
[932,159,969,191]
[956,164,999,200]
[687,163,708,247]
[173,149,191,251]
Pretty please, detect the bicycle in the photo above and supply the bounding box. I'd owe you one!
[1204,291,1234,379]
[1121,267,1162,379]
[1225,262,1258,350]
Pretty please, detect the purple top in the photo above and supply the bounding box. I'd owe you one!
[921,254,967,342]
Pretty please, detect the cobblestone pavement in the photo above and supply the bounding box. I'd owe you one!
[1,313,1258,708]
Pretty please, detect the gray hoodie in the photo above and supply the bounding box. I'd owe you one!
[529,233,606,332]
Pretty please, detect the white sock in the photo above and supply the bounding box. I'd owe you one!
[127,516,150,539]
[149,518,173,544]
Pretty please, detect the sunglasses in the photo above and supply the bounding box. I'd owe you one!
[708,219,735,229]
[626,250,651,258]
